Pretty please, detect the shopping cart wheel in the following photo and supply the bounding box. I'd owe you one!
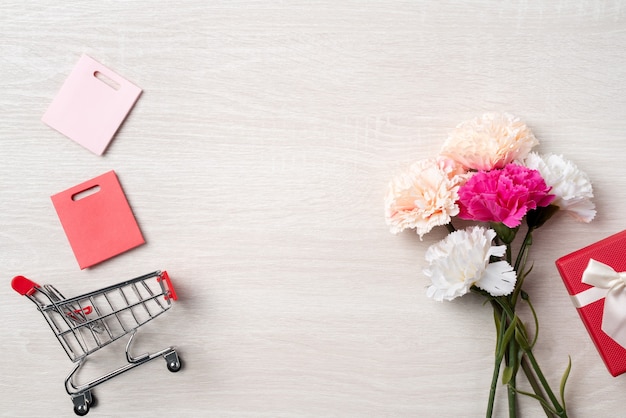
[72,391,94,416]
[165,351,182,372]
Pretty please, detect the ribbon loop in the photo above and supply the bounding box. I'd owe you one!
[582,259,626,289]
[577,259,626,349]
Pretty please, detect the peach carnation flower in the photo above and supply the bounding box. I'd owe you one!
[441,113,539,171]
[385,158,465,238]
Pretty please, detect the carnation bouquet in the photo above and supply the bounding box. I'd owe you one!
[385,113,595,417]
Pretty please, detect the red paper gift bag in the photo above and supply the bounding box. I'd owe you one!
[51,170,145,269]
[555,230,626,376]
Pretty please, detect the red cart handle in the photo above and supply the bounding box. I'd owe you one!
[11,276,40,296]
[158,271,178,301]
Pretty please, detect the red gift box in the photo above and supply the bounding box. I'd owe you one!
[555,230,626,376]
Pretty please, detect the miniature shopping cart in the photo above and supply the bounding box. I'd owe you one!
[11,270,181,416]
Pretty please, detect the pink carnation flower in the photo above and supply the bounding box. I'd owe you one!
[458,164,555,228]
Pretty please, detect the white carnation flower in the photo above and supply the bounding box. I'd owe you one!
[424,226,517,301]
[524,152,596,223]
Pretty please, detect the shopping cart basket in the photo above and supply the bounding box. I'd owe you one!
[11,270,181,416]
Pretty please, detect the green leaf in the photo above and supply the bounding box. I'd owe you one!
[559,356,572,410]
[502,365,514,385]
[526,205,560,229]
[524,263,534,277]
[490,222,519,244]
[501,317,518,350]
[510,387,559,415]
[514,327,530,351]
[522,294,540,348]
[503,347,521,386]
[493,308,502,333]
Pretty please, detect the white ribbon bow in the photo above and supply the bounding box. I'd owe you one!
[572,259,626,348]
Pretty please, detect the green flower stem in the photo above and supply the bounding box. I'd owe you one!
[506,243,512,265]
[514,227,534,272]
[509,226,567,417]
[511,227,534,307]
[494,297,566,417]
[477,220,568,416]
[487,306,508,418]
[521,342,567,417]
[520,357,556,418]
[506,337,518,418]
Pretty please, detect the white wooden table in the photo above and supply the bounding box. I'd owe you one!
[1,1,625,416]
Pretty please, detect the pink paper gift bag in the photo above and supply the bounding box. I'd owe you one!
[42,54,142,155]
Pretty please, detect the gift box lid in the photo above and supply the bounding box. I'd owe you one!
[555,230,626,377]
[556,230,626,296]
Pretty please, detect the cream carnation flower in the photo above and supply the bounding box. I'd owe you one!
[385,158,465,238]
[441,112,538,171]
[524,152,596,222]
[424,226,517,301]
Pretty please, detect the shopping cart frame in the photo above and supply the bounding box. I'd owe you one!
[12,270,181,416]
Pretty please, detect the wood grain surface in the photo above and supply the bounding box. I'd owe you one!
[1,1,625,417]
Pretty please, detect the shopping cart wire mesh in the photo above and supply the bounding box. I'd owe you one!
[12,270,181,416]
